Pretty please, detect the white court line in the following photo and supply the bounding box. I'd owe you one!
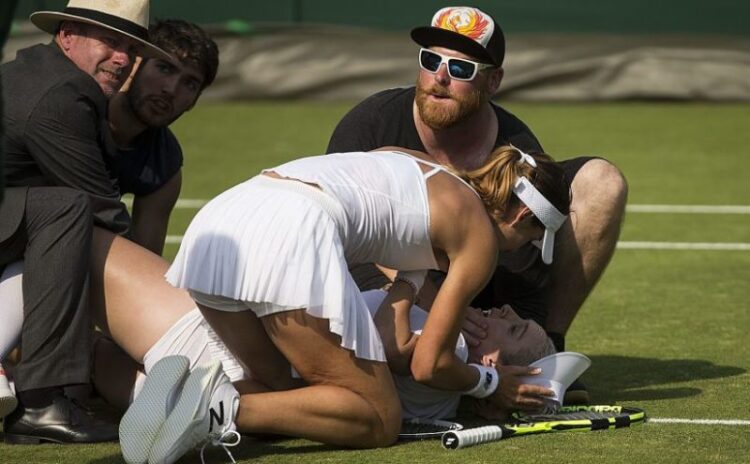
[126,199,750,214]
[165,236,750,250]
[626,205,750,214]
[174,199,208,208]
[617,242,750,251]
[650,418,750,426]
[158,202,750,249]
[122,198,208,208]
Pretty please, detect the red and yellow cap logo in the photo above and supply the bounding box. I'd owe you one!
[431,7,494,46]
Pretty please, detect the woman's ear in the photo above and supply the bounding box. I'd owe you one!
[508,205,533,227]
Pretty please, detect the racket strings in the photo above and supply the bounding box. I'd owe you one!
[402,422,456,434]
[399,419,464,440]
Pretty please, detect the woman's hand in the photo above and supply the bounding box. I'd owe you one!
[489,364,556,411]
[460,306,488,346]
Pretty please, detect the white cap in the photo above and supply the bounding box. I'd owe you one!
[511,146,567,265]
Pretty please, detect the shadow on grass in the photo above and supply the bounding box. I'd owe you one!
[82,437,340,464]
[585,355,745,402]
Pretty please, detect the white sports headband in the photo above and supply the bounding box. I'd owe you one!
[511,146,567,264]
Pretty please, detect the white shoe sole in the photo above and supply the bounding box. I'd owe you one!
[148,361,224,464]
[119,356,190,464]
[0,376,16,419]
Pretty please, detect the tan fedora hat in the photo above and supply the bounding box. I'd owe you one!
[30,0,170,60]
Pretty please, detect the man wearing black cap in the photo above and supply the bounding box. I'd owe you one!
[0,0,168,444]
[328,6,628,406]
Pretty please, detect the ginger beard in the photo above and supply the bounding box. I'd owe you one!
[415,79,487,130]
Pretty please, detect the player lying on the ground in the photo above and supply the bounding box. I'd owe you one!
[0,259,553,419]
[118,144,568,462]
[0,232,554,460]
[0,146,568,456]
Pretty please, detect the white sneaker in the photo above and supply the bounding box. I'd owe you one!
[119,355,190,464]
[0,363,18,419]
[148,361,240,464]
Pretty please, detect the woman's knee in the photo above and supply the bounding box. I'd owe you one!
[292,356,401,447]
[374,397,402,447]
[347,391,401,448]
[264,311,402,446]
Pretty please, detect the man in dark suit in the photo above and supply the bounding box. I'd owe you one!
[0,0,19,203]
[0,0,169,444]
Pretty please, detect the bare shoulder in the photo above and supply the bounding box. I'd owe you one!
[428,173,497,254]
[371,146,431,160]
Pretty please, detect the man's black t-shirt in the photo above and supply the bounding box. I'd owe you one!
[327,87,543,155]
[113,126,183,196]
[327,87,553,325]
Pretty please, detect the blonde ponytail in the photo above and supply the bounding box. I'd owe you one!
[455,146,570,219]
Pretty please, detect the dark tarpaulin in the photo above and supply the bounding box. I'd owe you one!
[4,23,749,102]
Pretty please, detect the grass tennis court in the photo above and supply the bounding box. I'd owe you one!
[2,101,748,463]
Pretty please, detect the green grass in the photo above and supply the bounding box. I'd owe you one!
[2,101,749,463]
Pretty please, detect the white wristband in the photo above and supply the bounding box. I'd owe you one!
[465,364,500,399]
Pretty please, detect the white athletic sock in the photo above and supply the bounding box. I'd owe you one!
[129,370,148,403]
[0,262,24,360]
[0,362,18,418]
[0,364,13,393]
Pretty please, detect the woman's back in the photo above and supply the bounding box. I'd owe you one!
[268,150,442,269]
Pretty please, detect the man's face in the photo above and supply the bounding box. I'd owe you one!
[62,23,139,97]
[126,56,204,127]
[468,305,549,367]
[415,46,492,129]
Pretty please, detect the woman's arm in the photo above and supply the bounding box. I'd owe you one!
[373,280,420,375]
[409,185,499,391]
[130,170,181,255]
[411,249,494,390]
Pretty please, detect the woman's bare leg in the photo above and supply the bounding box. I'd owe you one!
[92,335,142,410]
[200,306,401,448]
[198,305,299,392]
[90,228,195,362]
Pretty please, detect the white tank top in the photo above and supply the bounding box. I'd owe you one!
[267,150,478,270]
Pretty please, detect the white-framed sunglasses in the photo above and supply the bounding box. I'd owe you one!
[418,48,495,81]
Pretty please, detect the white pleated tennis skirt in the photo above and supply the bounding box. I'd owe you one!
[166,175,386,362]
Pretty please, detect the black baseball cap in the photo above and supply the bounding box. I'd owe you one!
[411,6,505,66]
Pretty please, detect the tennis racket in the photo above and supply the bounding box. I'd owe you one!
[399,418,463,441]
[442,405,646,449]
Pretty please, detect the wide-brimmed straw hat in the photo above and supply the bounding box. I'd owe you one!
[30,0,170,60]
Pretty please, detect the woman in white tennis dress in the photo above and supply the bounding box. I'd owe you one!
[121,145,569,461]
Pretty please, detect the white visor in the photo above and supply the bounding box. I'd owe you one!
[520,352,592,403]
[513,176,567,264]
